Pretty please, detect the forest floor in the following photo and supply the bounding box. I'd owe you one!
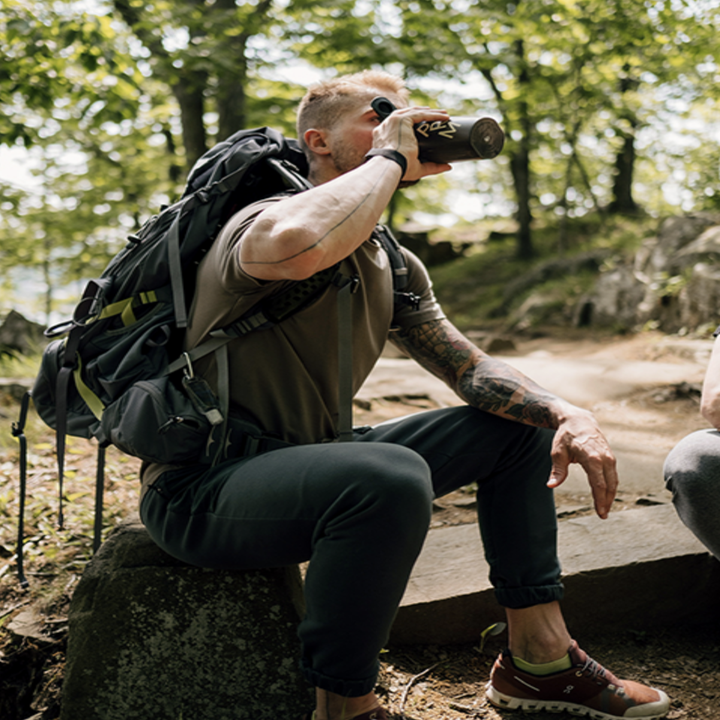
[0,330,719,720]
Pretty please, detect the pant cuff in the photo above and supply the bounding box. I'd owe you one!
[300,657,379,697]
[495,582,564,609]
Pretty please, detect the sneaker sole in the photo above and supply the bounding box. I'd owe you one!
[486,682,670,720]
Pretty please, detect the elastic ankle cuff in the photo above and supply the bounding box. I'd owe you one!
[301,658,379,697]
[495,582,564,608]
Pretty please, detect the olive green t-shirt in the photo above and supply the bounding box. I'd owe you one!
[141,196,445,489]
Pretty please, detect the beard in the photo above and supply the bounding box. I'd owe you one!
[330,141,368,176]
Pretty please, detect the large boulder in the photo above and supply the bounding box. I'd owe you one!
[576,214,720,333]
[679,262,720,331]
[574,265,646,330]
[60,522,313,720]
[675,223,720,267]
[641,213,720,276]
[0,309,46,356]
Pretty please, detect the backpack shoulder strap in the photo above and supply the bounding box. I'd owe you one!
[167,261,342,377]
[373,224,422,311]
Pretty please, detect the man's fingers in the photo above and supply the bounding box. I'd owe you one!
[416,160,452,177]
[372,105,453,181]
[551,417,619,519]
[547,457,569,489]
[581,455,619,519]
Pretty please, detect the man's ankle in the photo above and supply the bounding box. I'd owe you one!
[505,601,572,664]
[314,689,380,720]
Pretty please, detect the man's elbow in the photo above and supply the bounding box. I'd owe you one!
[242,221,327,280]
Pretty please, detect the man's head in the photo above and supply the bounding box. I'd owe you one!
[297,70,409,181]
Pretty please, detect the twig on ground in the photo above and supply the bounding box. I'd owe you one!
[0,597,31,620]
[399,662,439,720]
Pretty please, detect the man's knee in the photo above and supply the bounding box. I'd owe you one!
[664,429,720,498]
[341,443,433,520]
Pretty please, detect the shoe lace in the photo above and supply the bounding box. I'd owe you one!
[579,655,608,683]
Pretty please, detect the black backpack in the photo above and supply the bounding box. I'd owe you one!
[13,126,416,585]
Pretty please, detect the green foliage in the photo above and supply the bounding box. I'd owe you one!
[0,350,40,380]
[387,0,720,251]
[2,0,720,319]
[285,0,403,72]
[248,77,309,136]
[1,0,143,147]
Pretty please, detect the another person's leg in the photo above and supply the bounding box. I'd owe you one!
[664,428,720,559]
[140,442,434,718]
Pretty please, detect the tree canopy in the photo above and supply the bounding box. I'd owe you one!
[2,0,720,319]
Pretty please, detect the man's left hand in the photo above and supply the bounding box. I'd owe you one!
[547,409,618,519]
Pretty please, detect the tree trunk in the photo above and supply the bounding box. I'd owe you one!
[609,70,641,215]
[511,39,534,260]
[173,80,207,173]
[113,0,208,174]
[214,0,248,140]
[510,148,533,259]
[42,232,53,323]
[217,70,247,141]
[163,126,182,185]
[609,129,639,214]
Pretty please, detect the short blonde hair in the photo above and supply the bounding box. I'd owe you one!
[296,70,410,152]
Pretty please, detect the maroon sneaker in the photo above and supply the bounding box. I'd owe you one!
[486,640,670,719]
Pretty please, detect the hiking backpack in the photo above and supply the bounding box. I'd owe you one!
[13,125,416,586]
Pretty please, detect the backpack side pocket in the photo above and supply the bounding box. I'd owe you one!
[96,376,211,464]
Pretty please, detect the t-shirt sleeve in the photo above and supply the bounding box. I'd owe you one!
[214,196,286,292]
[391,247,446,330]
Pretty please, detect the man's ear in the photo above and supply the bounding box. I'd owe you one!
[304,128,332,156]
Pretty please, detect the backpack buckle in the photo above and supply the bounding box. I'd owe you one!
[398,291,422,311]
[181,352,224,426]
[332,271,360,293]
[72,278,112,327]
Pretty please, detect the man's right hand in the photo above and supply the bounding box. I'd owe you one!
[371,106,452,182]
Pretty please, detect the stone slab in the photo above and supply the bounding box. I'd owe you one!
[391,504,720,645]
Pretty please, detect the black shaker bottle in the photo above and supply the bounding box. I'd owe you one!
[371,96,505,163]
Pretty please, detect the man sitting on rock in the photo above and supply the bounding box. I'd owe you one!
[664,325,720,559]
[138,69,670,720]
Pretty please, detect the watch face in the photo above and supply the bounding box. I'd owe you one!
[714,325,720,338]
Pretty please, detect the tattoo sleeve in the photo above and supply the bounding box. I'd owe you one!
[392,318,559,429]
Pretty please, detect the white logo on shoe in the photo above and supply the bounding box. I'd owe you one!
[563,685,574,694]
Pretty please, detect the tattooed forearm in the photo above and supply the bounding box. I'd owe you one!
[394,318,560,429]
[392,319,476,387]
[457,361,558,428]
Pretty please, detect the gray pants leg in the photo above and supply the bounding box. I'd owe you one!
[664,428,720,559]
